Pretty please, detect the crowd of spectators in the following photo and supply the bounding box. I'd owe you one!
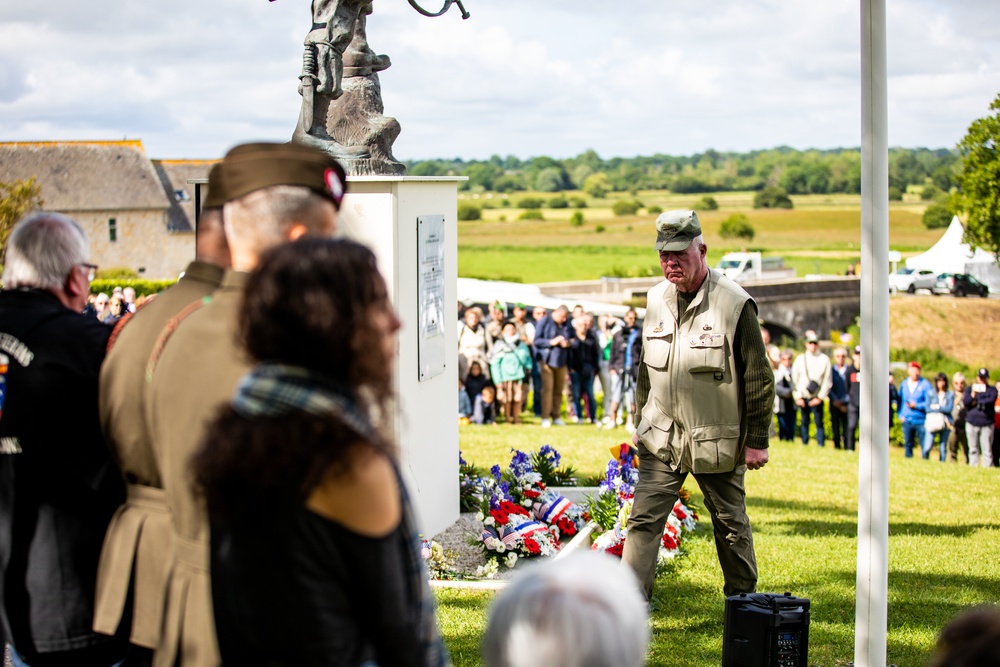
[770,328,999,467]
[457,300,643,429]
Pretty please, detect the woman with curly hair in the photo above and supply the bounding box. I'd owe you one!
[191,237,448,667]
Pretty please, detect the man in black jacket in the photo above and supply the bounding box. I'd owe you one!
[606,308,642,429]
[0,213,127,666]
[964,368,998,468]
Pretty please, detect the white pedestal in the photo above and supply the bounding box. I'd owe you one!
[338,176,464,537]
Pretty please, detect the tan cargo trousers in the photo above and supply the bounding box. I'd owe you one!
[622,442,758,600]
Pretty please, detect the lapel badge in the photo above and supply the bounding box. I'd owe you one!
[652,320,664,333]
[703,325,712,331]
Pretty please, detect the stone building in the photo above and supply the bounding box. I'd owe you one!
[0,140,213,280]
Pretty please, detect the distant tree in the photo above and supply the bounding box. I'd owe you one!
[930,165,954,191]
[920,184,941,201]
[516,197,545,209]
[464,163,504,191]
[457,201,482,221]
[954,92,1000,259]
[547,196,568,209]
[647,205,663,215]
[670,175,715,194]
[922,203,952,230]
[409,161,447,176]
[888,186,903,201]
[612,200,642,216]
[694,195,719,211]
[492,174,526,193]
[518,209,545,221]
[535,167,566,193]
[570,164,594,189]
[753,186,793,209]
[569,211,584,227]
[719,213,756,241]
[582,173,609,198]
[1,178,44,257]
[568,196,588,209]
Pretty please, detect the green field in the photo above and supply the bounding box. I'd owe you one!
[438,425,1000,667]
[458,191,942,284]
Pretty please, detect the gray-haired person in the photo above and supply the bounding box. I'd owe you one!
[622,210,773,601]
[483,552,649,667]
[0,212,128,666]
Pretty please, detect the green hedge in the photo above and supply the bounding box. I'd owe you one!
[90,279,176,297]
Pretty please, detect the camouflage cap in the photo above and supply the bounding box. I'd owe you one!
[655,210,701,252]
[205,142,347,210]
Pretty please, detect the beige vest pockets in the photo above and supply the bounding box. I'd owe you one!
[689,422,741,473]
[685,332,727,375]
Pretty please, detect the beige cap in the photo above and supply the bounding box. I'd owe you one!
[655,210,701,252]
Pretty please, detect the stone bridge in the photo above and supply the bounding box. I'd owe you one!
[537,276,861,342]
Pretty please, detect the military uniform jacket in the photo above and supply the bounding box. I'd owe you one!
[94,261,224,648]
[636,270,754,474]
[0,290,123,657]
[144,270,250,667]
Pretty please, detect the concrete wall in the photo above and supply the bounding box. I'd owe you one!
[73,209,194,280]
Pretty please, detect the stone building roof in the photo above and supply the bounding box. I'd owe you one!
[0,140,171,212]
[152,159,217,233]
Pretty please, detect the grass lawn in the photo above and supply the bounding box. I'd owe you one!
[458,191,943,284]
[440,424,1000,667]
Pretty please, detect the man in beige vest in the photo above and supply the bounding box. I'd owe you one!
[92,165,231,661]
[622,210,773,601]
[143,143,346,667]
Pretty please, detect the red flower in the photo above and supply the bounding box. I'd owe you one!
[524,489,541,499]
[606,542,624,557]
[524,538,541,555]
[673,505,688,520]
[490,509,509,525]
[557,516,578,537]
[662,533,679,550]
[500,500,529,516]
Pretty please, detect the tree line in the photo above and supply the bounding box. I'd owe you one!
[405,146,959,198]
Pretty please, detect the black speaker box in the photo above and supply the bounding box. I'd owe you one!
[722,592,810,667]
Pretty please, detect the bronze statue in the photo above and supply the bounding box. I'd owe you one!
[275,0,469,176]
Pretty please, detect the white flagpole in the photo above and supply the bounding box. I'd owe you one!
[856,1,890,666]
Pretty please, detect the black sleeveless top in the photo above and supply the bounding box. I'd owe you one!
[210,494,441,667]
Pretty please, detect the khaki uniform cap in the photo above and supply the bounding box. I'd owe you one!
[202,142,347,209]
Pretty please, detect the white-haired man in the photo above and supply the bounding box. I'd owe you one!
[144,142,346,667]
[0,212,128,666]
[622,210,773,601]
[484,552,649,667]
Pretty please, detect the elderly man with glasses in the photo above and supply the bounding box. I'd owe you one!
[0,212,128,666]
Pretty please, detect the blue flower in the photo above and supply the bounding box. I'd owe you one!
[538,444,561,467]
[509,449,532,477]
[490,464,503,483]
[459,451,468,467]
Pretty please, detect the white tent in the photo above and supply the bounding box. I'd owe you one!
[904,216,1000,292]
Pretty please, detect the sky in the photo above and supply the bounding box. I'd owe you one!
[1,1,998,162]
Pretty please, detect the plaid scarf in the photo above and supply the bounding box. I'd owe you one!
[231,363,373,435]
[231,362,450,667]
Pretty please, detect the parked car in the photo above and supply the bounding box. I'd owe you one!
[932,273,990,298]
[889,268,938,293]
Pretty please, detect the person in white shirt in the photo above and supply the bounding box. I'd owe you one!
[791,330,833,446]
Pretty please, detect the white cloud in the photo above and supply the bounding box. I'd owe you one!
[0,0,997,160]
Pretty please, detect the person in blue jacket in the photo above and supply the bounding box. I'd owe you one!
[923,372,954,461]
[898,361,933,458]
